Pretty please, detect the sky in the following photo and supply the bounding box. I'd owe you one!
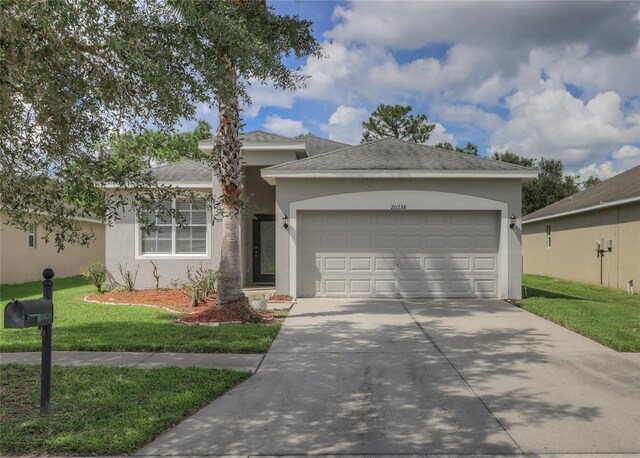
[191,0,640,180]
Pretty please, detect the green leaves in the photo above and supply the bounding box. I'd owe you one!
[362,104,436,143]
[492,152,580,215]
[1,0,320,249]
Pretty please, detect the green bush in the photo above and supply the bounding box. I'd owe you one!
[79,262,106,293]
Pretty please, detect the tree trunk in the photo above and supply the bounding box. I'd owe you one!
[216,199,244,303]
[214,72,246,306]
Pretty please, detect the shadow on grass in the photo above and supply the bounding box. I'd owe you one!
[522,286,587,301]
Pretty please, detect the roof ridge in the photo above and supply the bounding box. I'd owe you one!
[300,133,350,144]
[146,159,211,172]
[267,137,390,170]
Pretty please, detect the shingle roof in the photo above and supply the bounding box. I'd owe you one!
[267,137,536,171]
[296,133,350,156]
[239,130,296,143]
[147,160,212,183]
[523,165,640,222]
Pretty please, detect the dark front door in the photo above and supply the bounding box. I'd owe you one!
[253,214,276,283]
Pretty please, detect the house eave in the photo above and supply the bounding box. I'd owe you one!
[261,169,538,185]
[522,195,640,224]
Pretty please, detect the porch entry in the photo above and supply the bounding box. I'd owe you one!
[252,214,276,283]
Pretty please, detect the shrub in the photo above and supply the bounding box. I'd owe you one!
[150,261,161,289]
[171,266,219,306]
[80,262,106,293]
[117,262,139,292]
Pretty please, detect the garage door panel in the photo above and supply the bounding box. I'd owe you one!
[374,279,396,293]
[375,257,396,271]
[398,257,421,270]
[298,210,499,298]
[449,257,471,271]
[324,257,346,271]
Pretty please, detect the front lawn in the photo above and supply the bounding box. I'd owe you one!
[0,276,285,353]
[521,274,640,352]
[0,364,249,455]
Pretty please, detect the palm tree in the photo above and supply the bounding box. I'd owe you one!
[213,70,246,306]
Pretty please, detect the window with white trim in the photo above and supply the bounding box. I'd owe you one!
[546,225,552,249]
[140,200,207,255]
[28,223,36,248]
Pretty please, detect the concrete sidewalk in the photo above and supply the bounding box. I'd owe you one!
[0,351,263,372]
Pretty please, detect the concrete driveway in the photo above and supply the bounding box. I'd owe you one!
[138,298,640,456]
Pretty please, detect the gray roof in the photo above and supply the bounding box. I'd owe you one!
[524,165,640,222]
[296,133,350,156]
[267,137,536,171]
[147,160,212,183]
[239,130,297,143]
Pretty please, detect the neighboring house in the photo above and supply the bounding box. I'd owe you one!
[105,130,536,299]
[522,165,640,290]
[0,213,105,284]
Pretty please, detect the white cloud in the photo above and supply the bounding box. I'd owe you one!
[425,123,457,147]
[434,103,503,132]
[243,83,295,119]
[263,115,308,138]
[576,161,620,180]
[490,87,640,168]
[613,145,640,160]
[327,2,639,56]
[321,105,369,144]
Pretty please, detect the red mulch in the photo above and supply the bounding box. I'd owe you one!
[179,298,273,324]
[86,289,216,313]
[268,294,295,302]
[87,289,274,323]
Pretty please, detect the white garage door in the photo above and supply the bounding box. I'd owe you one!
[298,210,500,298]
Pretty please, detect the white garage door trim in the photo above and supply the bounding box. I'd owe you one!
[288,190,509,299]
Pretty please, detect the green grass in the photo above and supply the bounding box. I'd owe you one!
[0,276,284,353]
[0,364,249,455]
[521,274,640,352]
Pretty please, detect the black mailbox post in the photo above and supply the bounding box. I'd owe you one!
[4,268,54,414]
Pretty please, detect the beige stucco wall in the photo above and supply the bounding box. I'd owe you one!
[272,178,525,299]
[522,202,640,289]
[0,214,105,284]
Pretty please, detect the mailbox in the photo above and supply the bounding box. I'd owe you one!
[4,298,53,328]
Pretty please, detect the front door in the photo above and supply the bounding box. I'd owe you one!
[253,214,276,283]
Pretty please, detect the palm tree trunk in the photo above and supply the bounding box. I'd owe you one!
[214,78,246,305]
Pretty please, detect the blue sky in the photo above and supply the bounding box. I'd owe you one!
[191,1,640,179]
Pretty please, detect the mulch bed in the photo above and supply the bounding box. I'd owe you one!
[86,289,274,324]
[86,289,210,313]
[268,294,295,302]
[178,300,273,325]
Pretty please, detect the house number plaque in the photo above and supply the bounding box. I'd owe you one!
[391,204,407,210]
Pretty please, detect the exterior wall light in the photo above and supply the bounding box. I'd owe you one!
[510,214,517,229]
[283,214,289,229]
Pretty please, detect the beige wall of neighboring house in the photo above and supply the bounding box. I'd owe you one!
[523,202,640,289]
[0,214,105,284]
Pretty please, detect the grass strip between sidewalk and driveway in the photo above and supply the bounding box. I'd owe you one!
[0,364,250,455]
[520,274,640,352]
[0,276,286,353]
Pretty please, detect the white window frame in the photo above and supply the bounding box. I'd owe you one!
[135,199,211,260]
[27,223,36,249]
[546,225,552,249]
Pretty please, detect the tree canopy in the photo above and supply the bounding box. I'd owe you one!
[109,121,213,169]
[362,104,435,143]
[1,0,321,248]
[492,152,581,215]
[435,142,479,156]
